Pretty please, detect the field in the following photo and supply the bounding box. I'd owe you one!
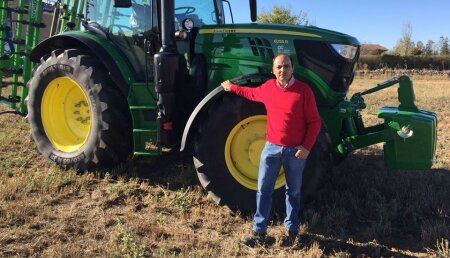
[0,76,449,257]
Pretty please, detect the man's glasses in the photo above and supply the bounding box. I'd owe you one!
[275,64,291,70]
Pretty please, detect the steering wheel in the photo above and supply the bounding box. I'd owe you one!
[175,6,196,15]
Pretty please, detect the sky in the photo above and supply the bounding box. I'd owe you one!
[227,0,450,50]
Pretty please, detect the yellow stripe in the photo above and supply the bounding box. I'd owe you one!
[199,28,321,38]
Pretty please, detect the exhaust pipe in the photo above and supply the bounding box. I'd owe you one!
[249,0,257,22]
[154,0,180,147]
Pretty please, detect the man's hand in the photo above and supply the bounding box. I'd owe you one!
[221,80,232,91]
[295,146,310,160]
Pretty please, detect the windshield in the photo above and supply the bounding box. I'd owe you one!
[85,0,153,34]
[174,0,224,26]
[85,0,225,34]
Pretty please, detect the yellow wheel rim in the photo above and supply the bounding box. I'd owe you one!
[41,76,91,152]
[225,115,285,191]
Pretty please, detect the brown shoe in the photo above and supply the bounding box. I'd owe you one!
[243,232,267,247]
[280,230,298,247]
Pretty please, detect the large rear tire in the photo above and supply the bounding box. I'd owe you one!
[193,77,333,212]
[27,49,132,171]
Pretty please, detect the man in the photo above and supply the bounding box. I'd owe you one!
[221,54,321,247]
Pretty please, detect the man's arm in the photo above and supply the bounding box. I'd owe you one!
[221,80,265,102]
[300,87,321,152]
[221,80,234,92]
[295,146,310,160]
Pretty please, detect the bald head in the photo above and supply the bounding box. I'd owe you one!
[272,54,293,86]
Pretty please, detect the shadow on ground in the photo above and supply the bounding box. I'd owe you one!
[301,146,450,256]
[115,151,199,190]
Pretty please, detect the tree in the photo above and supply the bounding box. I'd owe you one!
[438,36,449,56]
[411,41,424,56]
[257,5,308,25]
[424,40,435,55]
[392,22,414,56]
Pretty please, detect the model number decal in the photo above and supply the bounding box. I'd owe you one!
[274,39,289,44]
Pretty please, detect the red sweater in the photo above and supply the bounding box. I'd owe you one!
[230,79,321,150]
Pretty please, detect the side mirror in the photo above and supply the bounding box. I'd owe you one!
[113,0,132,8]
[249,0,257,22]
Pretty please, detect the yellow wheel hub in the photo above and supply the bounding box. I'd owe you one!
[41,76,91,152]
[225,115,285,190]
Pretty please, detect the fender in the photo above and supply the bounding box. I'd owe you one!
[180,73,274,152]
[29,32,136,97]
[180,85,224,152]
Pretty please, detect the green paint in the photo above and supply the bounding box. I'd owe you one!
[378,107,436,169]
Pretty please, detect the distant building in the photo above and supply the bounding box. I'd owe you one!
[360,44,388,55]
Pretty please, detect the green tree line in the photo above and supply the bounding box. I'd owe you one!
[358,55,450,71]
[391,23,449,56]
[361,23,450,70]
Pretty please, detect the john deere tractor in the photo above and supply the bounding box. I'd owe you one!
[0,0,437,211]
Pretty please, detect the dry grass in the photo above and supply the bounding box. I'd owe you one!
[1,76,449,257]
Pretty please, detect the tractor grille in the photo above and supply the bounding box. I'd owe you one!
[248,37,274,59]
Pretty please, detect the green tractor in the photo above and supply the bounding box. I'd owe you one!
[0,0,437,211]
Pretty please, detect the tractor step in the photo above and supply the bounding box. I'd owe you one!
[133,128,161,156]
[128,82,161,155]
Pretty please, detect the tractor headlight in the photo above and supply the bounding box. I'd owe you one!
[331,43,358,60]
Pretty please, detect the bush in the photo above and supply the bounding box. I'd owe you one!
[358,54,450,70]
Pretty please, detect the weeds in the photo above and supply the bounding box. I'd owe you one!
[162,186,196,214]
[304,241,324,258]
[426,238,450,257]
[113,220,147,258]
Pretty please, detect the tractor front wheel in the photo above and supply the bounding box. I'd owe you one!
[27,49,132,171]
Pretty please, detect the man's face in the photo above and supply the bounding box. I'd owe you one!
[272,55,293,84]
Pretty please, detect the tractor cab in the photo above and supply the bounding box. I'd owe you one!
[84,0,227,81]
[83,0,234,147]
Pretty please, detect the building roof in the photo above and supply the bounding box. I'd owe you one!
[360,44,388,55]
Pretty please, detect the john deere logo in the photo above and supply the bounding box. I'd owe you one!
[213,29,236,34]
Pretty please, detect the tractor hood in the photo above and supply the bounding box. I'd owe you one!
[196,23,360,106]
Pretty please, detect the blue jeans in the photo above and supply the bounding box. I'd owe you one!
[252,142,306,233]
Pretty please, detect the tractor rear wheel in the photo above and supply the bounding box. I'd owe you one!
[27,49,132,171]
[193,77,334,212]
